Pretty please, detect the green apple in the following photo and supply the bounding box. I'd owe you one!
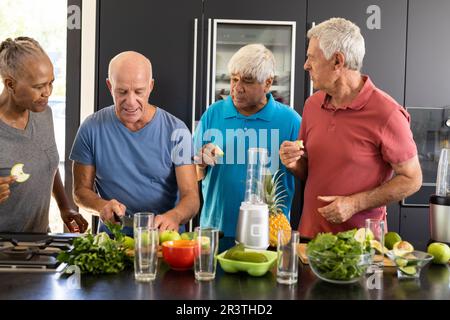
[427,242,450,264]
[180,232,196,240]
[159,230,181,243]
[122,236,135,250]
[10,163,30,183]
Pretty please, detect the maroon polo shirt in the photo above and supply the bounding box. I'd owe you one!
[299,76,417,238]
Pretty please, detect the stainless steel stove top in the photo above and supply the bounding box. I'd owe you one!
[0,233,79,272]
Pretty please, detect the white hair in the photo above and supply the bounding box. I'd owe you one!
[307,17,365,71]
[227,44,275,83]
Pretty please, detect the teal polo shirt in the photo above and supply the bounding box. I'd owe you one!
[194,94,302,237]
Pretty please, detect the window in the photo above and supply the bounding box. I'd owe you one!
[0,0,68,232]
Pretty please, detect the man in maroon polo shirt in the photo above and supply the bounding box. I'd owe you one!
[279,18,422,239]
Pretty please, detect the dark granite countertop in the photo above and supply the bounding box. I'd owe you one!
[0,237,449,300]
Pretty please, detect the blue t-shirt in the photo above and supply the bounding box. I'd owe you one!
[70,106,193,234]
[194,94,302,237]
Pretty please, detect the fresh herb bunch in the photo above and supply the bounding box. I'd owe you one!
[306,229,371,281]
[57,222,133,274]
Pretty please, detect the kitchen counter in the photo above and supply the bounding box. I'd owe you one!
[0,237,449,300]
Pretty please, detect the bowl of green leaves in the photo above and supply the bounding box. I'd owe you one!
[306,229,373,284]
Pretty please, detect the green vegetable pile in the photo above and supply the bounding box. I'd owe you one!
[57,222,133,274]
[306,229,372,281]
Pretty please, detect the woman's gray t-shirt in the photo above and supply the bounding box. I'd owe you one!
[0,107,59,232]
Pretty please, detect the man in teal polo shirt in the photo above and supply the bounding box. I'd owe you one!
[194,44,302,237]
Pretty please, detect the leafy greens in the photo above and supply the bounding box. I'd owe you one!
[307,229,372,281]
[57,222,133,274]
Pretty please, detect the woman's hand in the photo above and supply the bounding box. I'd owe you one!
[60,208,89,233]
[0,176,16,204]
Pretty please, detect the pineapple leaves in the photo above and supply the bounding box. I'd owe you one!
[264,169,287,212]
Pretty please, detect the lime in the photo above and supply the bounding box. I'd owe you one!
[399,266,417,275]
[427,242,450,264]
[354,228,374,243]
[393,241,414,257]
[395,257,408,267]
[385,232,402,250]
[197,236,211,249]
[370,240,388,254]
[296,140,304,149]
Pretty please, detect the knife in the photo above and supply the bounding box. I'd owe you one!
[113,211,134,228]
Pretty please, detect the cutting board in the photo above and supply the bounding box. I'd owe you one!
[296,243,396,267]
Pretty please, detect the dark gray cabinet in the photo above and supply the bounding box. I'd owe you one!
[203,0,307,115]
[96,0,203,130]
[400,207,431,251]
[400,0,450,249]
[405,0,450,109]
[96,0,308,131]
[307,0,408,105]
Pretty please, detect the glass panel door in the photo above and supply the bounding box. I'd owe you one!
[211,20,296,107]
[403,107,450,206]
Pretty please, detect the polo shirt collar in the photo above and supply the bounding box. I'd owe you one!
[322,75,375,111]
[223,93,276,121]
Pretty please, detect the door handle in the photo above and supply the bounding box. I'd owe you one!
[307,21,315,98]
[191,18,198,132]
[206,18,212,108]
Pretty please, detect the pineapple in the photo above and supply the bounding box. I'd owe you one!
[264,170,291,247]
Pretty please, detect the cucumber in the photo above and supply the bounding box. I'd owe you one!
[224,244,245,260]
[230,251,268,263]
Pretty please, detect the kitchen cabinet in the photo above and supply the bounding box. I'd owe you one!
[404,0,450,206]
[386,203,400,234]
[202,0,307,114]
[405,0,450,109]
[96,0,203,130]
[307,0,408,105]
[96,0,307,129]
[400,0,450,249]
[400,207,431,251]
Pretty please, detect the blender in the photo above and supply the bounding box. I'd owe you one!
[235,148,269,250]
[429,148,450,244]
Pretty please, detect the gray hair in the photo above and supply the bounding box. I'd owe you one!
[227,44,275,83]
[307,18,365,71]
[0,37,46,79]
